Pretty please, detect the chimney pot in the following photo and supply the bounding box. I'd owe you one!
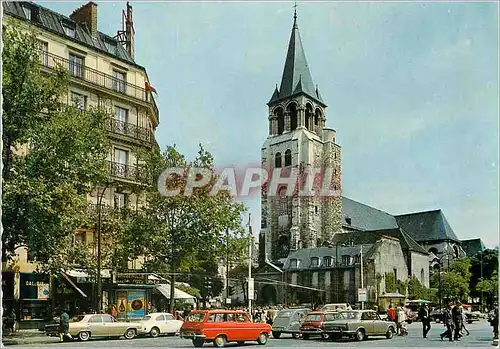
[70,2,98,37]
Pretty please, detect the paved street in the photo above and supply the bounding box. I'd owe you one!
[6,321,495,347]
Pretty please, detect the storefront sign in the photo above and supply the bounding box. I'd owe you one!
[20,273,49,300]
[358,288,367,302]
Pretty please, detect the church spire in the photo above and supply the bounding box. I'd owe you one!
[269,5,325,106]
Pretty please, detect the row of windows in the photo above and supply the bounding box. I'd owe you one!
[70,92,130,125]
[289,255,355,269]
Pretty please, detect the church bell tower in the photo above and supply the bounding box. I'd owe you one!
[259,10,343,264]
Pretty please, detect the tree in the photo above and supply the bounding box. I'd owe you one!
[2,27,110,272]
[438,258,472,302]
[469,249,499,304]
[129,144,246,312]
[476,270,499,306]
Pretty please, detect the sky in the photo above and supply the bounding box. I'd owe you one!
[39,1,499,248]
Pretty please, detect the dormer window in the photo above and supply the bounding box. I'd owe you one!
[63,23,76,38]
[22,5,32,20]
[310,257,320,267]
[341,255,351,265]
[323,256,332,267]
[290,258,299,269]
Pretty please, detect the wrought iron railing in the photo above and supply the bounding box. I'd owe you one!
[39,50,159,117]
[108,161,140,181]
[109,118,152,143]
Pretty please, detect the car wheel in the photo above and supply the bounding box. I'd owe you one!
[355,329,365,341]
[237,341,245,345]
[150,327,160,338]
[292,333,300,339]
[302,334,310,340]
[468,320,473,324]
[272,331,281,339]
[321,333,329,340]
[329,334,340,341]
[213,335,227,348]
[78,331,90,341]
[257,333,268,345]
[124,328,136,340]
[193,338,204,347]
[386,327,394,339]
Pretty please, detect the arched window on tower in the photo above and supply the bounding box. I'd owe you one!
[314,109,321,127]
[275,107,284,135]
[284,149,292,166]
[420,268,425,283]
[275,152,282,168]
[288,104,298,131]
[305,103,313,131]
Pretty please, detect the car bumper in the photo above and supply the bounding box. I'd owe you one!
[326,329,352,335]
[272,327,298,333]
[180,333,206,339]
[301,329,326,334]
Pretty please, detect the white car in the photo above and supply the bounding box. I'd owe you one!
[139,312,183,338]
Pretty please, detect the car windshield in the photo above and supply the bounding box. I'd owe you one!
[186,313,205,322]
[277,311,292,318]
[325,313,344,321]
[342,312,360,320]
[305,314,322,321]
[142,316,151,320]
[70,315,85,322]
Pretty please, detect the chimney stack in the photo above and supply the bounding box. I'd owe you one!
[70,2,98,37]
[125,2,135,58]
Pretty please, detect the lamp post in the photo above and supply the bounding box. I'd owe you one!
[96,184,109,313]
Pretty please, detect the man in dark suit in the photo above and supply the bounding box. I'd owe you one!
[452,302,463,341]
[440,301,454,342]
[419,303,431,338]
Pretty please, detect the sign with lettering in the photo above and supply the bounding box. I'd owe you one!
[358,288,367,302]
[20,273,49,300]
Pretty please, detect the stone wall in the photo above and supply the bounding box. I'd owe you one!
[410,252,430,287]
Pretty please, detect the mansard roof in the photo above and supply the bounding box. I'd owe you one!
[268,15,325,106]
[3,1,142,69]
[395,209,460,243]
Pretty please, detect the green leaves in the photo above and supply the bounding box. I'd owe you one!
[2,26,110,272]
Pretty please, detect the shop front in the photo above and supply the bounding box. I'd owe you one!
[18,272,50,329]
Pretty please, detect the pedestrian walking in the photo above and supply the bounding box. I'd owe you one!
[387,304,396,323]
[418,303,431,338]
[440,301,455,342]
[58,308,73,342]
[397,306,407,336]
[488,302,499,340]
[460,306,470,336]
[452,302,463,341]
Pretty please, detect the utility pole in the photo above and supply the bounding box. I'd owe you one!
[225,227,230,307]
[248,213,253,319]
[360,245,364,310]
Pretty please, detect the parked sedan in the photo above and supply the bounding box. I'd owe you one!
[271,307,311,339]
[300,311,341,340]
[68,314,141,341]
[324,310,396,341]
[139,312,183,337]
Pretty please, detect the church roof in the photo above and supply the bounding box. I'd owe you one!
[342,197,399,231]
[269,13,325,106]
[331,228,429,255]
[461,238,486,257]
[395,210,460,243]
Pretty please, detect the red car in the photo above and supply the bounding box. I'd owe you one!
[180,309,271,347]
[300,311,339,340]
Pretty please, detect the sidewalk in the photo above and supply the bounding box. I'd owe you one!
[2,330,60,346]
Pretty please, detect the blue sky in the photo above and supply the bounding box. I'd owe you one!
[40,1,499,248]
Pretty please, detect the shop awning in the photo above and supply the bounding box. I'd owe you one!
[379,292,406,298]
[61,273,88,298]
[65,269,111,278]
[155,284,196,300]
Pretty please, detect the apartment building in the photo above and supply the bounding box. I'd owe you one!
[2,1,159,327]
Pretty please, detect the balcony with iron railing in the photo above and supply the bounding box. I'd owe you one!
[108,161,141,182]
[109,118,153,143]
[39,50,159,117]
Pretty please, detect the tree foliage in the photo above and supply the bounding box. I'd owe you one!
[437,258,472,302]
[127,144,247,311]
[2,26,110,272]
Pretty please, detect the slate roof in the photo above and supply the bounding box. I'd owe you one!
[269,15,325,106]
[461,238,486,257]
[342,197,399,231]
[3,1,143,70]
[283,245,374,271]
[395,210,460,243]
[330,229,429,255]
